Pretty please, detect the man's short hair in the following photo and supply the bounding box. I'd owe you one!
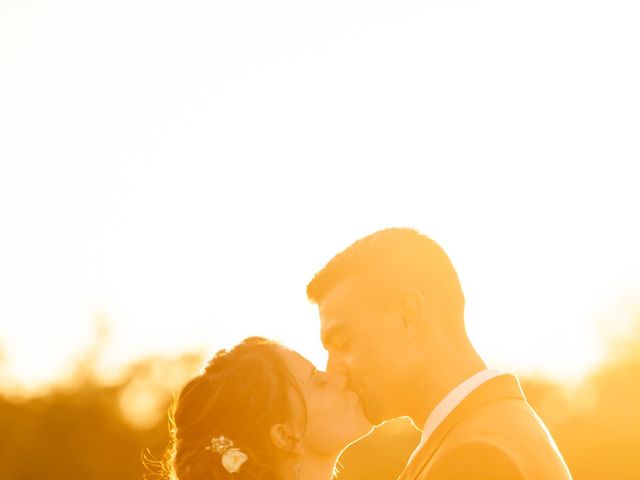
[306,228,464,317]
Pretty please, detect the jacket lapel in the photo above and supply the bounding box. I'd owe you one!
[397,374,526,480]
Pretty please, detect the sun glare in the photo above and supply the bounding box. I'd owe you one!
[1,0,638,395]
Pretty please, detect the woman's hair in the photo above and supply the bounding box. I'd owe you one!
[161,337,306,480]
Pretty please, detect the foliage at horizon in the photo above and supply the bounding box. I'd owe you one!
[1,315,639,480]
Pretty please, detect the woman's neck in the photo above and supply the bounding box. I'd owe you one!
[280,452,339,480]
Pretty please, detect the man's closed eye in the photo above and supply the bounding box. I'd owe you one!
[338,339,352,352]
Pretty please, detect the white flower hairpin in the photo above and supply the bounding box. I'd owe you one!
[206,435,248,474]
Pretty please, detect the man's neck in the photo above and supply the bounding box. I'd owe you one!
[408,351,487,428]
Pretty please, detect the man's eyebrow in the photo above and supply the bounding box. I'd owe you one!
[321,324,345,349]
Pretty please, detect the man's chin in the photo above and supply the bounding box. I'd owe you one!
[355,389,395,425]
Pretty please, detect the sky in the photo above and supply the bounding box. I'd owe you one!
[1,0,639,391]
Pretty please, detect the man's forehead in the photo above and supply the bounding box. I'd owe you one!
[317,277,365,320]
[321,269,388,303]
[318,275,385,334]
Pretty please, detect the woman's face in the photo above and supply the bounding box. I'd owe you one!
[280,348,372,456]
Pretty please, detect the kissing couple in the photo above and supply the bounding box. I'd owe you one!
[163,228,572,480]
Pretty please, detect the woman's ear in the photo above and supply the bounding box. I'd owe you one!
[269,423,304,455]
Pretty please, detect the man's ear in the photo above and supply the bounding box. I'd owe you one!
[397,289,426,331]
[269,423,304,455]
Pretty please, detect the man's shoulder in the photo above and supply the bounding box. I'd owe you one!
[402,375,572,480]
[459,396,541,430]
[442,398,556,462]
[416,401,571,480]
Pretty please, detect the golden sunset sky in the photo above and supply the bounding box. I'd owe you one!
[1,0,639,391]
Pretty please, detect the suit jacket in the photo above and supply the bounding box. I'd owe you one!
[397,374,572,480]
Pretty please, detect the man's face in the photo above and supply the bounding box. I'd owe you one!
[318,276,410,424]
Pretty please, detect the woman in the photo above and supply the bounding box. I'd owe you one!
[163,336,372,479]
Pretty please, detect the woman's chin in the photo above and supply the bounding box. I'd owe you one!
[350,404,375,441]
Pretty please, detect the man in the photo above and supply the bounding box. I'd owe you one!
[306,228,572,479]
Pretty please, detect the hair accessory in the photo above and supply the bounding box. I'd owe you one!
[205,435,248,474]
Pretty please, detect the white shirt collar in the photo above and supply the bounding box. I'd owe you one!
[407,368,503,465]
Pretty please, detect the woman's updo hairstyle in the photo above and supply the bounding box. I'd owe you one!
[163,337,306,479]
